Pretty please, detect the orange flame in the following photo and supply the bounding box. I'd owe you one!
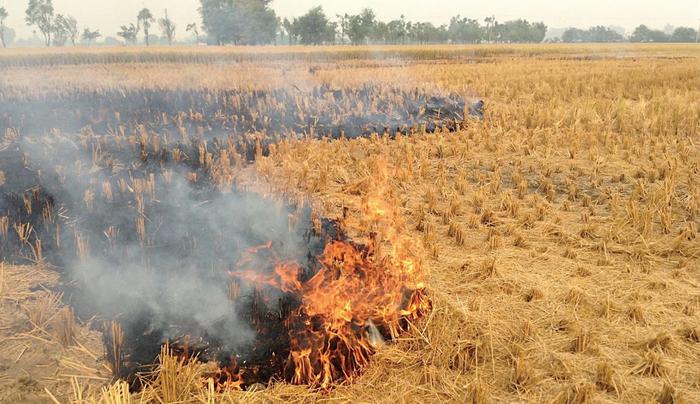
[224,157,430,388]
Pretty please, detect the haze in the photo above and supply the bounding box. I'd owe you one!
[2,0,699,40]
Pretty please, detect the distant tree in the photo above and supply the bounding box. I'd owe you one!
[199,0,278,45]
[336,13,349,44]
[198,0,230,45]
[242,0,278,44]
[495,19,546,43]
[117,23,138,44]
[588,26,624,42]
[562,27,586,43]
[448,16,482,43]
[530,22,548,42]
[630,24,651,42]
[4,26,14,46]
[671,26,697,42]
[630,25,669,42]
[138,8,154,45]
[25,0,55,46]
[409,22,447,44]
[484,16,495,42]
[345,8,375,45]
[371,20,388,43]
[281,17,296,44]
[386,16,407,44]
[52,14,69,46]
[562,26,624,43]
[159,9,176,45]
[186,23,201,43]
[292,6,336,45]
[54,14,78,45]
[81,27,101,45]
[0,6,8,48]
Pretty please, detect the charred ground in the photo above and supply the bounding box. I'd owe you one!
[0,85,449,390]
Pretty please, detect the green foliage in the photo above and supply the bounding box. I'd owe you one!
[2,27,14,47]
[344,9,376,45]
[407,22,448,44]
[562,26,624,43]
[630,25,669,42]
[81,28,101,45]
[495,20,547,43]
[0,6,8,48]
[336,12,544,45]
[159,9,176,45]
[52,14,77,46]
[117,23,138,44]
[448,16,482,44]
[25,0,55,46]
[199,0,277,45]
[186,23,200,43]
[138,8,154,45]
[671,27,698,43]
[386,17,408,44]
[563,25,696,43]
[52,14,68,46]
[288,6,336,45]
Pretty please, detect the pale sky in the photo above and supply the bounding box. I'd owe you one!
[2,0,699,40]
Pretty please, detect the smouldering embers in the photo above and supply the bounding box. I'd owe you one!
[0,87,439,390]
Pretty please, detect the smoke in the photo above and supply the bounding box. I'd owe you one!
[0,127,334,376]
[64,182,303,347]
[0,86,482,146]
[0,84,479,380]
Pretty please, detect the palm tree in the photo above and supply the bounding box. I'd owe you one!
[137,8,154,45]
[484,16,495,43]
[186,23,199,43]
[81,28,101,46]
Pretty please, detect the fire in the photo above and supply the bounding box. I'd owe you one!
[366,197,387,219]
[286,241,428,386]
[226,237,429,388]
[134,194,427,392]
[223,160,431,388]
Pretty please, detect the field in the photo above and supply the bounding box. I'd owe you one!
[0,44,699,403]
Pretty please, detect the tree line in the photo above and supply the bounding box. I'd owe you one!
[0,0,548,47]
[0,0,697,48]
[0,0,179,47]
[116,8,177,46]
[201,2,548,45]
[560,25,698,43]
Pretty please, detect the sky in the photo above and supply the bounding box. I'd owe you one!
[2,0,699,40]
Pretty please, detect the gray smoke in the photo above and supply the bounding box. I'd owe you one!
[6,130,324,371]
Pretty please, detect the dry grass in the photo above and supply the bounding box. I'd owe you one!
[0,264,107,402]
[1,44,699,403]
[1,43,698,68]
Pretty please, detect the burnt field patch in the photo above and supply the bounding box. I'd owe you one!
[0,85,449,391]
[0,85,483,157]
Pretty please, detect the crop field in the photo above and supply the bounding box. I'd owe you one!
[0,44,699,403]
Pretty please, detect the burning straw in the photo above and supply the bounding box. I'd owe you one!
[0,86,440,391]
